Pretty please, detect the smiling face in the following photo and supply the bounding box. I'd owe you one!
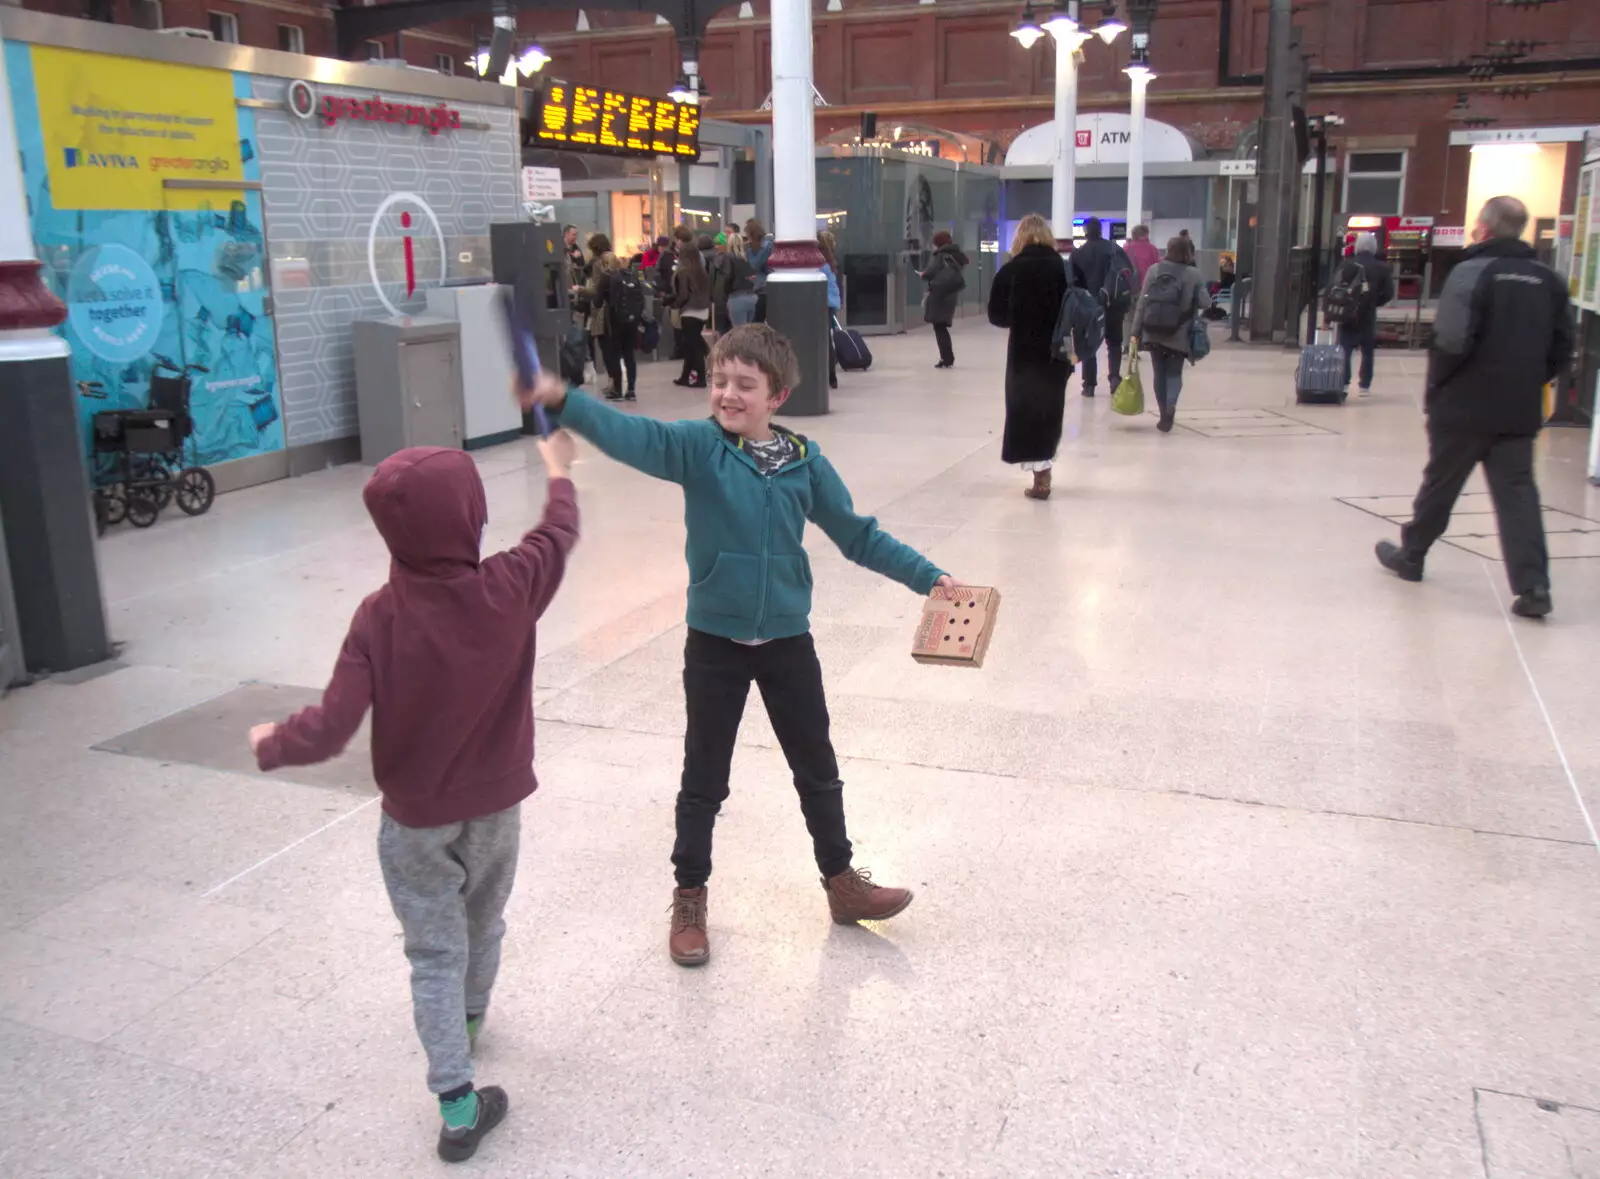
[709,356,787,440]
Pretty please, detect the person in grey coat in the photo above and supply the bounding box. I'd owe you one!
[919,231,969,368]
[1375,195,1573,619]
[1127,237,1212,432]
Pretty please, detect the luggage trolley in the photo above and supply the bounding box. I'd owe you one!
[82,359,217,532]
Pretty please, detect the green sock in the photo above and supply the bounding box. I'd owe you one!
[440,1089,479,1130]
[466,1012,484,1043]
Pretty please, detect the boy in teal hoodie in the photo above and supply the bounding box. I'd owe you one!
[520,324,956,966]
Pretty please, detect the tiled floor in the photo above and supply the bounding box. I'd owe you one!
[3,320,1599,1178]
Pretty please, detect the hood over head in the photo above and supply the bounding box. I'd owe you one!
[363,447,488,576]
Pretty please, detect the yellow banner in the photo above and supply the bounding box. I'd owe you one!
[32,47,243,212]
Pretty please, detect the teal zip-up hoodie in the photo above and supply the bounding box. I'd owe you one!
[554,390,945,641]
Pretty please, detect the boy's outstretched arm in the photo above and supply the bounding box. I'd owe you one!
[809,457,952,594]
[518,378,713,485]
[250,617,373,771]
[502,430,582,617]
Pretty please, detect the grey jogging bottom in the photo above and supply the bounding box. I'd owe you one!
[378,803,521,1094]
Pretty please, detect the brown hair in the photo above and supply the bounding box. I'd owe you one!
[673,224,695,244]
[932,230,953,248]
[709,323,801,395]
[678,242,705,275]
[1130,224,1151,241]
[816,230,839,272]
[1011,213,1055,254]
[743,218,767,243]
[1165,236,1191,264]
[586,232,612,256]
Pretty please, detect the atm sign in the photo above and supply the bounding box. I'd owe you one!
[536,83,700,159]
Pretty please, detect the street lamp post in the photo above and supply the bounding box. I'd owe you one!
[1013,2,1125,246]
[1124,31,1154,234]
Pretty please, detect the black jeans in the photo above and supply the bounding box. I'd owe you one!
[678,315,707,384]
[932,321,954,366]
[1340,316,1377,388]
[1148,343,1185,417]
[602,322,637,393]
[673,629,852,889]
[1077,316,1124,393]
[1400,425,1549,595]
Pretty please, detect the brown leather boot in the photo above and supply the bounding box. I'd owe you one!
[669,887,710,966]
[823,868,914,925]
[1024,469,1052,500]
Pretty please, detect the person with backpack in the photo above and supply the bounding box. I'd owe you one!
[1127,236,1213,433]
[919,230,969,369]
[1068,217,1135,398]
[1326,232,1395,396]
[586,244,646,401]
[987,213,1072,501]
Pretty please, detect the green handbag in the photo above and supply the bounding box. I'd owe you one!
[1112,350,1145,416]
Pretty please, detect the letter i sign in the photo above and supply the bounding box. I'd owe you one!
[401,211,415,297]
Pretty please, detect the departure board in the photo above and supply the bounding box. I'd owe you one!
[535,83,700,159]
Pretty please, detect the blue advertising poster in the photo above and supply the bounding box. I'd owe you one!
[5,42,285,470]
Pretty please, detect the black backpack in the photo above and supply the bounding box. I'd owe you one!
[1102,246,1137,314]
[1141,269,1190,334]
[1324,260,1369,327]
[608,267,647,328]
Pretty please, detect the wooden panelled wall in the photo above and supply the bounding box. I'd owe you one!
[515,0,1600,117]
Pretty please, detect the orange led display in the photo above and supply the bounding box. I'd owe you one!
[534,84,701,159]
[537,83,569,143]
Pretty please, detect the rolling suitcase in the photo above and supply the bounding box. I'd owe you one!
[832,316,873,372]
[1295,329,1347,405]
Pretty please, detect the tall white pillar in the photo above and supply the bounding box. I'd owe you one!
[770,0,818,245]
[1125,65,1153,233]
[1050,36,1079,242]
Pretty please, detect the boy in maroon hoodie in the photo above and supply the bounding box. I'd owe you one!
[248,427,579,1163]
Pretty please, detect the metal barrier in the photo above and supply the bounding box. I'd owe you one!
[1229,276,1254,342]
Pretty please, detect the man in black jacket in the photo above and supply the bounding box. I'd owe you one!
[1070,217,1126,397]
[1376,196,1574,619]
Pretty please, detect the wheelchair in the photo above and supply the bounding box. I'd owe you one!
[83,362,216,533]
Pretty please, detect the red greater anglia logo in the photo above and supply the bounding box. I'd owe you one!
[318,95,462,135]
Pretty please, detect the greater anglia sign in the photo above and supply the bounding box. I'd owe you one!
[318,94,462,135]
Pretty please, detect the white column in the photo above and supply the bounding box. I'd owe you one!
[0,39,68,361]
[1051,37,1078,241]
[770,0,818,245]
[0,45,35,263]
[1125,67,1152,233]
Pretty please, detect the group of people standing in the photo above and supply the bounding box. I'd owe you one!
[988,216,1210,499]
[561,219,775,398]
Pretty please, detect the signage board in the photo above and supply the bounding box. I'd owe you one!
[1449,125,1597,146]
[521,165,562,201]
[1432,226,1467,249]
[1007,113,1195,167]
[535,83,700,159]
[30,46,243,211]
[1581,160,1600,312]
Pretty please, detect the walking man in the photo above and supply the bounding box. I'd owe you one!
[1375,196,1573,619]
[1069,217,1134,398]
[1333,233,1395,395]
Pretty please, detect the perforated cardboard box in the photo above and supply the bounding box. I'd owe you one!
[911,586,1001,668]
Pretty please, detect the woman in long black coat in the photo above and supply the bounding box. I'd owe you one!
[988,213,1072,500]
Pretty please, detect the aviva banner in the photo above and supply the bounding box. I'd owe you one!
[31,46,242,211]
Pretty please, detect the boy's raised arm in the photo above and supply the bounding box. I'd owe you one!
[252,617,374,771]
[546,387,713,485]
[502,432,581,616]
[808,457,947,594]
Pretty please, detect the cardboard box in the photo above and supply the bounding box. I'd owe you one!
[911,586,1001,668]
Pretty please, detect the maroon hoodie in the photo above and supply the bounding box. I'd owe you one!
[255,447,579,827]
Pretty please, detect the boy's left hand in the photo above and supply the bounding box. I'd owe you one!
[248,723,277,757]
[513,372,567,414]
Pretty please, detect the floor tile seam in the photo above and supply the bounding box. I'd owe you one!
[520,716,1600,843]
[3,921,221,990]
[104,525,374,611]
[68,677,247,752]
[834,433,1002,521]
[1473,1085,1600,1116]
[201,795,383,898]
[1479,563,1600,861]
